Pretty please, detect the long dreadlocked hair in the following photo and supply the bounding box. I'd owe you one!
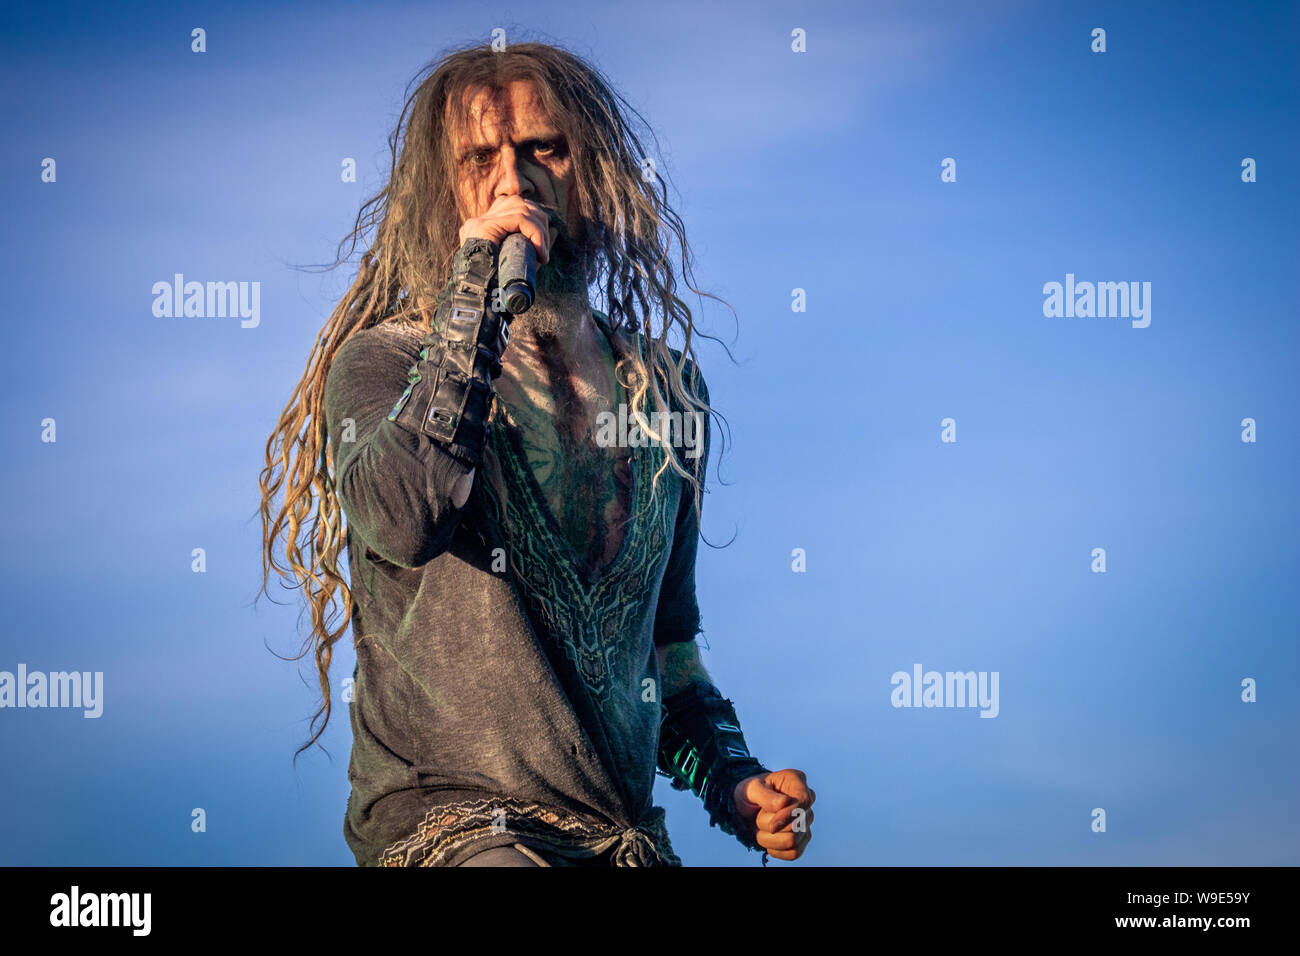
[258,40,734,761]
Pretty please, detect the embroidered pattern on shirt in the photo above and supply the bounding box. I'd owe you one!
[378,796,680,867]
[476,393,675,708]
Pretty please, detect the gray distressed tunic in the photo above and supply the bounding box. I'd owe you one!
[323,310,709,866]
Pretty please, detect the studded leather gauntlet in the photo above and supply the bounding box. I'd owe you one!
[657,682,773,854]
[386,237,510,469]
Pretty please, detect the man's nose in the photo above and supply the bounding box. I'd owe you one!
[495,147,535,200]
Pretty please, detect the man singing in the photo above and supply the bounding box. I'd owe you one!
[259,40,815,866]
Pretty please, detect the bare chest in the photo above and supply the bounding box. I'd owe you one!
[488,369,633,578]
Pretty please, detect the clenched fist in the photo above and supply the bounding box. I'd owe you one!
[731,768,815,861]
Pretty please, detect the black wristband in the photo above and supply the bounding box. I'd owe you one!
[657,682,773,853]
[386,238,508,469]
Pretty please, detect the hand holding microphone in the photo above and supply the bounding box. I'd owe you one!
[457,194,554,271]
[391,197,552,469]
[457,193,550,336]
[454,193,550,341]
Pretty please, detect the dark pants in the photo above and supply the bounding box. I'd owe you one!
[455,842,617,866]
[455,844,548,867]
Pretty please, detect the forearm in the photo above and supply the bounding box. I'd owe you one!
[386,237,506,470]
[655,655,773,852]
[327,238,506,568]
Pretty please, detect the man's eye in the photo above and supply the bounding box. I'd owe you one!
[534,141,557,156]
[468,150,491,166]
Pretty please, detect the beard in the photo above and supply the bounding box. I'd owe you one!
[505,213,596,340]
[508,288,588,339]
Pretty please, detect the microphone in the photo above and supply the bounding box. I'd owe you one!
[497,233,537,315]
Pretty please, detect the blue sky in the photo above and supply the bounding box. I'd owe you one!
[1,0,1297,865]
